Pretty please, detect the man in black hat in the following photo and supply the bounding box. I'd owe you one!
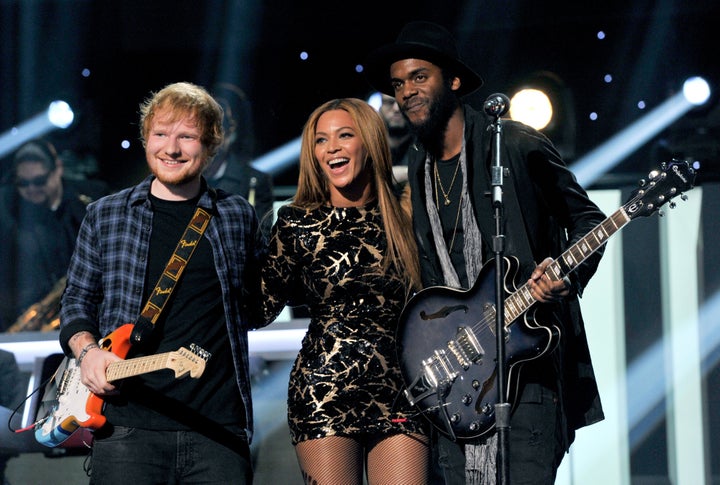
[365,21,607,484]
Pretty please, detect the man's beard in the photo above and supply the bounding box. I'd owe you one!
[407,84,459,159]
[150,161,206,187]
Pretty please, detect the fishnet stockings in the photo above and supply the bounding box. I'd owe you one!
[295,433,430,485]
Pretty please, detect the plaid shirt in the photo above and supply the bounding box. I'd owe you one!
[59,175,267,439]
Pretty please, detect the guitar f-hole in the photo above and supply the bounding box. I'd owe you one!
[419,304,468,321]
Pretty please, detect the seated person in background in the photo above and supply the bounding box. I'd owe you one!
[0,138,109,332]
[207,82,274,237]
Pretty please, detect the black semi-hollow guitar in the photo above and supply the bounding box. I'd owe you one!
[397,159,697,440]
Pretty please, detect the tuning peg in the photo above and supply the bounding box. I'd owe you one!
[669,202,676,209]
[658,210,665,217]
[681,194,688,201]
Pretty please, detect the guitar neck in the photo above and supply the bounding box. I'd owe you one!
[105,352,175,382]
[504,207,631,324]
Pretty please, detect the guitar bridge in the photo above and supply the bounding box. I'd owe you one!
[403,349,458,407]
[448,326,484,368]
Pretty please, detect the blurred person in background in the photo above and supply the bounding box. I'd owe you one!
[0,138,109,332]
[371,91,414,186]
[207,82,274,237]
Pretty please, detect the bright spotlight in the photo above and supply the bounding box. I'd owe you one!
[0,99,75,159]
[510,88,554,130]
[682,76,711,106]
[571,75,714,187]
[367,91,382,111]
[47,100,75,128]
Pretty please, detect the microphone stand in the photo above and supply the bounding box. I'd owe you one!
[484,93,511,485]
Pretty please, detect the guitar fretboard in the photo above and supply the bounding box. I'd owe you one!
[504,208,631,326]
[105,352,175,381]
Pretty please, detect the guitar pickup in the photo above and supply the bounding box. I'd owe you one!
[448,326,484,368]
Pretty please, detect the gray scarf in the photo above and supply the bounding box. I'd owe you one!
[423,140,483,287]
[423,138,498,485]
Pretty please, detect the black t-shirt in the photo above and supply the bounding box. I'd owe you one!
[103,194,245,431]
[435,153,469,287]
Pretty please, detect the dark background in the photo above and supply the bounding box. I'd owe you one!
[1,0,719,190]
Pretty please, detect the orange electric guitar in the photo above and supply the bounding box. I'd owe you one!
[35,323,210,447]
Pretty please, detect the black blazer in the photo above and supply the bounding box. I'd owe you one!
[406,103,606,449]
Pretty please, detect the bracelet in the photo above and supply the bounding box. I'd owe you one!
[77,343,99,365]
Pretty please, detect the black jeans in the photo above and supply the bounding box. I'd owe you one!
[89,426,253,484]
[433,384,563,485]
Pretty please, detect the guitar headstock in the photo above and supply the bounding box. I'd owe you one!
[623,159,697,220]
[167,345,211,379]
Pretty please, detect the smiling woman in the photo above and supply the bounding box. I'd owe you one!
[313,108,372,207]
[257,97,430,484]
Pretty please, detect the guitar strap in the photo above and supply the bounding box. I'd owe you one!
[130,206,213,345]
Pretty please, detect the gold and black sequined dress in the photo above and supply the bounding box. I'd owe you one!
[261,203,427,445]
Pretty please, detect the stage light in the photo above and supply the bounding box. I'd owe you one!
[508,71,576,159]
[509,88,553,130]
[0,100,75,159]
[367,91,383,111]
[47,100,74,128]
[251,136,302,175]
[682,76,710,105]
[571,76,712,187]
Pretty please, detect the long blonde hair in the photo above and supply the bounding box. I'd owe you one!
[294,98,420,291]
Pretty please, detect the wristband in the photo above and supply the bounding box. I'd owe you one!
[77,343,99,365]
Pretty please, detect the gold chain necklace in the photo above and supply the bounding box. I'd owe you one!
[447,195,462,253]
[433,158,464,253]
[434,158,461,206]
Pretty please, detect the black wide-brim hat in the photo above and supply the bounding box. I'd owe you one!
[364,21,484,97]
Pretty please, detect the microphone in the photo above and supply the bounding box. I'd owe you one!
[483,93,511,118]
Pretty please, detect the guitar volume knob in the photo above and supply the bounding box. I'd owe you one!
[461,394,473,405]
